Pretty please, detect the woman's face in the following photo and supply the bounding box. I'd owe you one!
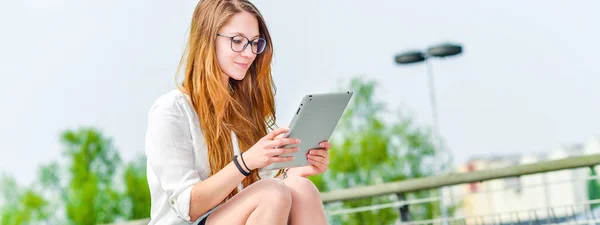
[215,11,266,84]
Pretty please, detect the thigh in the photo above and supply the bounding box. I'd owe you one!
[204,178,289,225]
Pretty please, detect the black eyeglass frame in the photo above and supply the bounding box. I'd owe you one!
[216,33,267,55]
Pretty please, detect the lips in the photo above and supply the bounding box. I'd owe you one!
[235,62,249,69]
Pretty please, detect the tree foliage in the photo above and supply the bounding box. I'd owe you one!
[1,127,150,225]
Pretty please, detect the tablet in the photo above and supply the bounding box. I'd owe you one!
[264,91,353,171]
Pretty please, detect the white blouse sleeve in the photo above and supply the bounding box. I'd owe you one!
[145,98,200,222]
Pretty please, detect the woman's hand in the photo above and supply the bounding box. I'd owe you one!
[242,127,300,170]
[288,141,332,178]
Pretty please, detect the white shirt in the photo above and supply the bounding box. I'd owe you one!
[145,89,273,225]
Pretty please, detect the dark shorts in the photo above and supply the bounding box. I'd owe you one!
[198,214,209,225]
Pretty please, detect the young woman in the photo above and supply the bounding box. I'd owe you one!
[145,0,332,224]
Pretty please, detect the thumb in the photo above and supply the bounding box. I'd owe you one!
[265,127,289,140]
[274,126,290,139]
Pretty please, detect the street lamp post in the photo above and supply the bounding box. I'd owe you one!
[394,42,463,223]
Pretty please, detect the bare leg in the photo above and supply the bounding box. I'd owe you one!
[205,178,292,225]
[284,176,327,225]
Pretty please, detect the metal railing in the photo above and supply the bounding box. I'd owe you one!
[102,218,149,225]
[321,153,600,225]
[320,154,600,203]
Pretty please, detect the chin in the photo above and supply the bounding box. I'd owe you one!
[230,75,246,81]
[228,71,247,81]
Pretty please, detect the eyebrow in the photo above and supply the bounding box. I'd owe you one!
[230,32,260,38]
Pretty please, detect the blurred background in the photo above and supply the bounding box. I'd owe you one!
[1,0,599,224]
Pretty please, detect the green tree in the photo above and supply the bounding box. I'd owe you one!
[122,154,151,220]
[1,127,151,224]
[588,166,600,209]
[0,174,50,225]
[39,127,124,225]
[309,77,451,225]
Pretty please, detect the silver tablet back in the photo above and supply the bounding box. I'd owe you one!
[264,91,353,171]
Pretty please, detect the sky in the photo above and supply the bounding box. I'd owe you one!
[0,0,599,185]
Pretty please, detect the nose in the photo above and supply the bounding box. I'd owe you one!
[240,44,254,58]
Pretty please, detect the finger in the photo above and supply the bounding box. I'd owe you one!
[270,156,295,163]
[268,138,300,149]
[308,149,329,158]
[319,141,332,150]
[266,147,298,156]
[273,126,289,139]
[308,154,328,165]
[264,127,290,140]
[308,157,328,170]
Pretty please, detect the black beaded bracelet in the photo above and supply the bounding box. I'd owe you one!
[233,155,251,176]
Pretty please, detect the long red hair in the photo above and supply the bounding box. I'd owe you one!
[176,0,280,199]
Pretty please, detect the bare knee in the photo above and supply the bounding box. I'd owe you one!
[254,178,293,207]
[284,176,321,202]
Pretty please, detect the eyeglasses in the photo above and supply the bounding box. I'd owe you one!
[216,34,267,55]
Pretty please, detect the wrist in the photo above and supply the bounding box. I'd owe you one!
[233,155,251,176]
[239,153,252,171]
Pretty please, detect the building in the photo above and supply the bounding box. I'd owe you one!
[452,138,600,222]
